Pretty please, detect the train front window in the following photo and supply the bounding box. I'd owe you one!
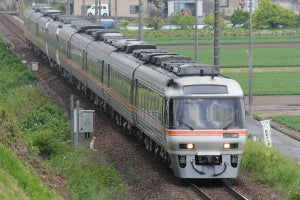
[174,98,245,130]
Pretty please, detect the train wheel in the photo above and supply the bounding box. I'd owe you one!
[154,145,161,161]
[144,136,150,151]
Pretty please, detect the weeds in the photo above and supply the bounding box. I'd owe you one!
[242,140,300,199]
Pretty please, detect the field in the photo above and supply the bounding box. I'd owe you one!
[167,47,300,68]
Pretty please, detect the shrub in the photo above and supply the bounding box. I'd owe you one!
[242,140,300,199]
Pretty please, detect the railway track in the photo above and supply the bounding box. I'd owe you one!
[189,179,249,200]
[0,9,28,49]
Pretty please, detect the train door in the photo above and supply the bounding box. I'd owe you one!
[82,49,87,86]
[55,33,60,65]
[103,62,110,103]
[132,78,138,126]
[45,28,49,58]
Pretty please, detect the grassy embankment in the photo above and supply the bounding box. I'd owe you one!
[0,38,127,199]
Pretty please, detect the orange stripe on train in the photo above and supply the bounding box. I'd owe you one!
[166,129,247,136]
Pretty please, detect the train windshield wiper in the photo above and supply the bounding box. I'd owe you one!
[179,119,194,131]
[223,120,234,130]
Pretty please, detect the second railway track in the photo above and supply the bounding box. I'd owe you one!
[0,9,28,50]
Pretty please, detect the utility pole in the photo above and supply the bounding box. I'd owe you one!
[95,0,98,20]
[194,0,199,63]
[82,0,85,17]
[214,0,220,73]
[99,0,102,23]
[248,0,253,118]
[114,0,118,30]
[67,0,70,14]
[139,0,144,41]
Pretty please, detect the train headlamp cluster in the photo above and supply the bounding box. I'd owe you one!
[179,143,195,149]
[223,143,238,149]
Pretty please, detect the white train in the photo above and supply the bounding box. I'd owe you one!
[24,5,247,179]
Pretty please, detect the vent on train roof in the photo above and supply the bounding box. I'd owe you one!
[161,60,195,71]
[172,64,218,76]
[57,15,82,24]
[32,4,50,12]
[140,52,174,62]
[92,30,110,40]
[151,55,191,66]
[106,37,127,45]
[100,32,123,41]
[114,40,156,53]
[41,9,62,16]
[132,49,163,58]
[115,39,139,50]
[71,21,103,32]
[85,28,105,35]
[126,44,156,54]
[48,13,64,20]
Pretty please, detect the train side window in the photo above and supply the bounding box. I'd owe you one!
[167,98,174,128]
[101,60,104,82]
[35,23,39,36]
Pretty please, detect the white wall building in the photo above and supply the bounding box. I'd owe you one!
[167,0,203,17]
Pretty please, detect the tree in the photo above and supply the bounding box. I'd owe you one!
[230,8,249,27]
[168,11,182,26]
[178,14,194,29]
[146,16,164,30]
[203,14,226,29]
[119,20,130,30]
[147,0,165,30]
[253,0,297,28]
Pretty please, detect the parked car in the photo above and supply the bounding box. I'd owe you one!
[87,4,109,16]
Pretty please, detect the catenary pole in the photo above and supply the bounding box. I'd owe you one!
[214,0,220,73]
[139,0,144,41]
[248,0,253,118]
[194,0,198,63]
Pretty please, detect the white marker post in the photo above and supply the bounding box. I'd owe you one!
[261,119,272,147]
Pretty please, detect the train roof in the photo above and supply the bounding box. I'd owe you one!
[27,5,220,79]
[57,15,82,24]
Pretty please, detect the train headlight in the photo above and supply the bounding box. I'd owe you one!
[179,143,195,149]
[223,143,238,149]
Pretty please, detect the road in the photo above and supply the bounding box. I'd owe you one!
[244,95,300,162]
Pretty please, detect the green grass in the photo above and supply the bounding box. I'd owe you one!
[168,48,300,68]
[121,28,300,45]
[0,144,56,200]
[0,37,127,199]
[146,35,300,45]
[272,115,300,132]
[223,71,300,95]
[242,140,300,199]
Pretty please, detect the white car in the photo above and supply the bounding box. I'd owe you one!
[87,4,109,16]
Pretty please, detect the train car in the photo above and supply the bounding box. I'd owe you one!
[23,6,247,179]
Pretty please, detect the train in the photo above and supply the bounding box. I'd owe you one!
[23,4,247,179]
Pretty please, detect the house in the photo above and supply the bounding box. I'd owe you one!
[167,0,299,18]
[167,0,203,17]
[72,0,148,18]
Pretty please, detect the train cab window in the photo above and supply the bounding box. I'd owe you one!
[174,98,245,130]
